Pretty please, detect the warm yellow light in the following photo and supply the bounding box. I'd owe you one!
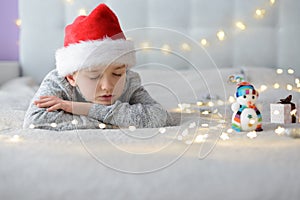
[247,131,257,139]
[273,83,280,89]
[227,128,233,134]
[287,68,294,74]
[99,123,106,129]
[197,101,204,106]
[9,135,22,143]
[228,96,236,103]
[207,101,214,107]
[79,9,87,16]
[275,126,285,135]
[141,42,150,50]
[29,124,35,129]
[200,39,209,47]
[270,0,276,6]
[276,68,283,74]
[217,30,226,41]
[129,126,136,132]
[159,127,166,134]
[220,132,229,140]
[201,110,210,115]
[290,109,297,116]
[254,9,266,19]
[260,85,268,92]
[195,134,208,143]
[295,78,300,84]
[50,123,57,128]
[15,19,22,27]
[236,21,246,30]
[161,44,171,54]
[201,124,209,128]
[65,0,74,4]
[182,129,189,137]
[181,43,191,51]
[189,122,196,129]
[178,103,191,110]
[297,83,300,88]
[287,84,293,91]
[217,100,224,106]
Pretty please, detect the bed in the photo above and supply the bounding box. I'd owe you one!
[1,0,300,199]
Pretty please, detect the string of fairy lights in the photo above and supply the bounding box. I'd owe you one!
[4,0,300,145]
[59,0,278,51]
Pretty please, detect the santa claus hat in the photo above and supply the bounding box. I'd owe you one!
[55,4,135,76]
[235,82,258,97]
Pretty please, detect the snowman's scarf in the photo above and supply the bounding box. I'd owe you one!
[232,105,262,132]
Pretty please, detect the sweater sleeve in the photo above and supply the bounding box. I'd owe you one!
[88,75,170,128]
[23,71,102,131]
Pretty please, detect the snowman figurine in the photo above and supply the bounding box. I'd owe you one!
[231,82,263,132]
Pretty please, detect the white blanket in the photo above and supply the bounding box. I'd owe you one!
[1,68,300,200]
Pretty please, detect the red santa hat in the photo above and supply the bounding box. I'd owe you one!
[55,4,135,76]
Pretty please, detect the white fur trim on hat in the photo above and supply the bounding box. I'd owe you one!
[55,38,136,76]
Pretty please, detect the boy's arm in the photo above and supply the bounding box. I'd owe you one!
[23,73,103,131]
[88,86,170,128]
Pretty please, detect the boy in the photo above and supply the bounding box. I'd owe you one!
[23,4,173,131]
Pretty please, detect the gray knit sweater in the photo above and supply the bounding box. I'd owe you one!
[23,69,173,131]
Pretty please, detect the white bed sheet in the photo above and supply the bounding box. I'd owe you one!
[1,67,300,200]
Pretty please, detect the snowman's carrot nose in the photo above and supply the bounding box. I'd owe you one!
[247,101,254,108]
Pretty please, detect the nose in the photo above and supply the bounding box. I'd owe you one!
[98,74,113,91]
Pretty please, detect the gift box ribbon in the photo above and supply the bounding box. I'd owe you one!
[278,95,296,123]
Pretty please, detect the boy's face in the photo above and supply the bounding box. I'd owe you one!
[68,64,126,105]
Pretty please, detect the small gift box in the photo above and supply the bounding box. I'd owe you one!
[270,95,297,124]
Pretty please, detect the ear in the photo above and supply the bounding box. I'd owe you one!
[66,74,77,87]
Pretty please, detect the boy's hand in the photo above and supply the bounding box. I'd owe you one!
[34,96,72,113]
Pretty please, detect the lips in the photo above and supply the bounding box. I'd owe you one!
[97,94,113,101]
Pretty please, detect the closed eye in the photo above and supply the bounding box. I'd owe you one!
[89,75,101,80]
[112,73,123,77]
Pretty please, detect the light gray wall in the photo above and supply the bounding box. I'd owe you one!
[19,0,300,82]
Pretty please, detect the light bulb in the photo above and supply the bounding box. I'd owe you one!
[247,131,257,139]
[228,96,235,103]
[273,83,280,89]
[276,68,283,74]
[161,44,171,54]
[65,0,74,4]
[99,123,106,129]
[275,126,285,135]
[200,39,209,47]
[201,124,209,128]
[260,85,268,92]
[195,134,208,143]
[50,123,57,128]
[79,9,87,16]
[287,84,293,91]
[270,0,276,6]
[141,42,150,50]
[236,21,246,30]
[287,68,294,74]
[197,101,204,106]
[220,132,229,140]
[15,19,21,27]
[254,9,266,19]
[217,30,226,41]
[181,43,191,51]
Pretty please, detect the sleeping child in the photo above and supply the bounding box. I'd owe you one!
[23,3,173,131]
